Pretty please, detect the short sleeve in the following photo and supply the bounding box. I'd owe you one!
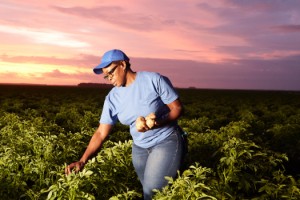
[99,96,118,125]
[157,75,179,104]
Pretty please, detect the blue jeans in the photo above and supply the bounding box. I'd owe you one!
[132,128,186,200]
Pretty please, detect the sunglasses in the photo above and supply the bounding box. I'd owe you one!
[103,64,119,80]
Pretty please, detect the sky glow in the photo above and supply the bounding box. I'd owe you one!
[0,0,300,90]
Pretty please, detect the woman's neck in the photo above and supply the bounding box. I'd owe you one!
[124,70,137,87]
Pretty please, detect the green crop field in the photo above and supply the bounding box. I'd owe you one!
[1,84,300,199]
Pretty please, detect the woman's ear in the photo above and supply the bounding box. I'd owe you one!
[120,61,127,71]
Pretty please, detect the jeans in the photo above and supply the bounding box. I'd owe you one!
[132,128,186,200]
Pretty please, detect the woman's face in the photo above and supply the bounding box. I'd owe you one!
[102,61,126,87]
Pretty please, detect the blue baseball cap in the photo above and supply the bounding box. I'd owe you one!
[93,49,130,74]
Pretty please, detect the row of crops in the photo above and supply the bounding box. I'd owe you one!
[0,84,300,199]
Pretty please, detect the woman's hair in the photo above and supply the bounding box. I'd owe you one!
[112,60,131,70]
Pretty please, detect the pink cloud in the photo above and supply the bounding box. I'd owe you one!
[271,25,300,33]
[52,5,165,31]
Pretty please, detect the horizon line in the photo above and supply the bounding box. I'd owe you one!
[1,82,299,92]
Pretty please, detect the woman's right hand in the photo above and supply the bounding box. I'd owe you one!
[65,161,85,175]
[136,116,149,132]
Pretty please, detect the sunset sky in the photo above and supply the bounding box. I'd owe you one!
[0,0,300,90]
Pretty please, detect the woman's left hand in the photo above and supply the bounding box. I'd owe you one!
[145,113,156,129]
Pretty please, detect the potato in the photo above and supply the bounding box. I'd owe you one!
[136,116,147,132]
[145,113,156,129]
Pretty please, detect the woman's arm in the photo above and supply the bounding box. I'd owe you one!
[155,98,183,127]
[65,123,112,175]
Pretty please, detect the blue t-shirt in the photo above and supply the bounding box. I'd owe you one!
[100,71,179,148]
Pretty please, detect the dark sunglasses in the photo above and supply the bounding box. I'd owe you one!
[103,64,119,80]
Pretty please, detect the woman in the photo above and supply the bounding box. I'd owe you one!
[65,49,186,199]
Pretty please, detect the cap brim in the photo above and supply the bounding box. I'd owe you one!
[93,61,112,74]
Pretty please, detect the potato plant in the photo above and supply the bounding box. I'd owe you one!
[0,85,300,199]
